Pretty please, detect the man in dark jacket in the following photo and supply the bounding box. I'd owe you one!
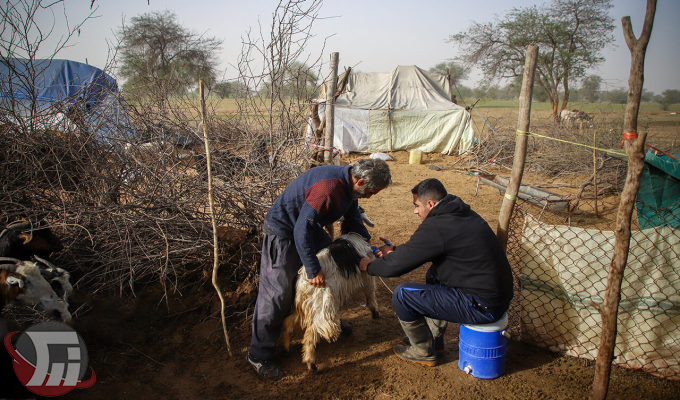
[247,159,391,380]
[359,178,513,366]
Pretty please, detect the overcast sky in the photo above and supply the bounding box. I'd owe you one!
[31,0,680,95]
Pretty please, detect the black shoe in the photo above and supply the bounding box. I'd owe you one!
[247,353,283,381]
[340,321,353,336]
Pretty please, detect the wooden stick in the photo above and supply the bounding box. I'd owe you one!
[324,52,339,164]
[497,44,538,251]
[593,130,599,217]
[645,143,679,160]
[590,2,656,398]
[199,78,232,357]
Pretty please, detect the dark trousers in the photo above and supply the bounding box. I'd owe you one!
[391,268,502,325]
[248,231,332,360]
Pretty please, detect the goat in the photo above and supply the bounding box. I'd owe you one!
[280,232,379,371]
[560,109,593,127]
[33,255,73,300]
[0,257,72,323]
[0,218,63,260]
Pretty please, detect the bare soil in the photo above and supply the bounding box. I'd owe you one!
[7,151,679,400]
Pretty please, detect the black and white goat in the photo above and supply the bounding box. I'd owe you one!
[280,232,379,371]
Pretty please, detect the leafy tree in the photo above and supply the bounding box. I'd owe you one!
[259,61,318,100]
[212,81,249,99]
[658,89,680,110]
[429,61,470,87]
[580,75,602,102]
[448,0,615,121]
[604,88,628,104]
[117,10,222,97]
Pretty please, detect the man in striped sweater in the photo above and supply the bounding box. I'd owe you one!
[247,159,391,380]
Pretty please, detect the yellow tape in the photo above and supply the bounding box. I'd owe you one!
[504,193,517,201]
[515,129,626,156]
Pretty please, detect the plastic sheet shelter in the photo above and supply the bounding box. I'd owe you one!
[308,66,475,155]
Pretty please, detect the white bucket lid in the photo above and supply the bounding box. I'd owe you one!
[462,312,508,332]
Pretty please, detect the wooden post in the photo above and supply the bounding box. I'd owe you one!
[593,131,599,217]
[497,44,539,251]
[324,52,339,164]
[199,79,232,357]
[589,1,656,399]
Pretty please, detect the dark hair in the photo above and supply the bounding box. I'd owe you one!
[411,178,447,202]
[351,159,392,191]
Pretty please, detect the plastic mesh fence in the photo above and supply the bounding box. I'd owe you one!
[503,188,680,381]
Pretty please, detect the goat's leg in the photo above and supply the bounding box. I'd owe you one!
[280,313,297,353]
[361,271,380,319]
[301,327,321,372]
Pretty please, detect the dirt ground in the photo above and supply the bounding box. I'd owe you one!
[5,151,680,400]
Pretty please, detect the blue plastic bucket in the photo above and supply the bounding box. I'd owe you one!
[458,313,508,379]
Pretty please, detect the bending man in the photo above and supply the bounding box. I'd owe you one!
[248,159,392,380]
[360,178,513,366]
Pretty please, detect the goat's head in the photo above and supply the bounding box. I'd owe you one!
[0,267,27,309]
[0,217,63,260]
[0,257,72,323]
[325,233,373,279]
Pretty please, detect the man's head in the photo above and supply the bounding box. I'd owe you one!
[411,178,447,221]
[350,159,392,199]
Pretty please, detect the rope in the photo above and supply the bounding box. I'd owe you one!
[515,129,626,156]
[304,139,341,154]
[379,277,393,294]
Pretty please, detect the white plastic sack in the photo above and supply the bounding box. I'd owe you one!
[370,152,393,161]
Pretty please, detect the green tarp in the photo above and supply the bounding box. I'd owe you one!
[636,151,680,229]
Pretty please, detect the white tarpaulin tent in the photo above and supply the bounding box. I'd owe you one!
[308,65,475,154]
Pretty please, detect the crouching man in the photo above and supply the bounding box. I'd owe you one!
[359,178,513,366]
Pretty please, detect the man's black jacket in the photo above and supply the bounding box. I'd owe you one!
[367,194,513,309]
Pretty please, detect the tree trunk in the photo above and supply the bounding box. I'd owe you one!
[497,44,539,250]
[589,1,656,399]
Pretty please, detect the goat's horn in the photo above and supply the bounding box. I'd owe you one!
[0,257,22,263]
[0,264,18,272]
[6,220,31,231]
[33,255,58,271]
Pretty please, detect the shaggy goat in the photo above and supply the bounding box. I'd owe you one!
[280,232,379,371]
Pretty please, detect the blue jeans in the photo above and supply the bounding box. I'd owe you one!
[391,268,501,325]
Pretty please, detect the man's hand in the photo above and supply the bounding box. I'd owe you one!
[359,256,372,272]
[308,270,326,288]
[375,237,394,257]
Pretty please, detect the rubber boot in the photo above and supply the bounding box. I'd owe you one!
[394,318,437,366]
[401,317,447,355]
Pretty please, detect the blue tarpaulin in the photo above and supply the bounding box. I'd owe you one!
[0,58,133,143]
[0,58,117,111]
